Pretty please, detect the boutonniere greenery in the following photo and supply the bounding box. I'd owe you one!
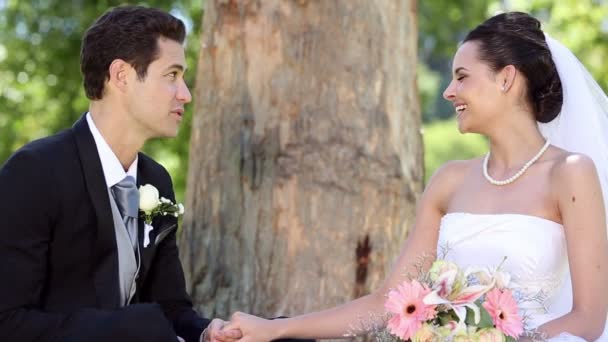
[138,184,184,247]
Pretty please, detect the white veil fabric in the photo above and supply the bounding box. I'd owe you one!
[538,34,608,342]
[538,34,608,232]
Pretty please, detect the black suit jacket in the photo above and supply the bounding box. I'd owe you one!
[0,115,210,342]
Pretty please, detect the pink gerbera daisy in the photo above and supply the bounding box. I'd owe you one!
[384,280,437,340]
[482,288,524,338]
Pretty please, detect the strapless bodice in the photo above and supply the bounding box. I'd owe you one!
[438,212,608,341]
[438,212,569,312]
[437,213,597,341]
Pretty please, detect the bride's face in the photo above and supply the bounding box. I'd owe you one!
[443,41,505,134]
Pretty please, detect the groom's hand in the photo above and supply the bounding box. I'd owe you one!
[224,312,278,342]
[203,318,242,342]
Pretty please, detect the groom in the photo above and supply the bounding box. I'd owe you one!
[0,6,239,342]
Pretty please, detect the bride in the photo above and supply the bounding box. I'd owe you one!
[217,12,608,342]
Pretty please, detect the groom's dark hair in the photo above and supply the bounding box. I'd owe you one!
[80,5,186,100]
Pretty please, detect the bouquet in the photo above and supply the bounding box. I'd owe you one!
[381,258,529,342]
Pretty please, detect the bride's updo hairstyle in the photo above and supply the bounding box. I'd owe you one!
[464,12,563,123]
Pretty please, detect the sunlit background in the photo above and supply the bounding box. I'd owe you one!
[1,0,607,200]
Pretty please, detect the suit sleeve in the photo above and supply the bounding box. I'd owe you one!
[0,147,179,342]
[140,168,210,342]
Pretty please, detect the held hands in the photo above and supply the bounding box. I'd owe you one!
[223,312,278,342]
[204,318,243,342]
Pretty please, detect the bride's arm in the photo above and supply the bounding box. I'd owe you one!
[225,161,468,341]
[536,154,608,341]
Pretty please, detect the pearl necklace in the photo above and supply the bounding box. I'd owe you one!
[483,140,551,186]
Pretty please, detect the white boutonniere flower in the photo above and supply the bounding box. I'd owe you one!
[138,184,185,247]
[139,184,160,215]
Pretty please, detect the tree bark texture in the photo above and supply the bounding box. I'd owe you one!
[180,0,422,320]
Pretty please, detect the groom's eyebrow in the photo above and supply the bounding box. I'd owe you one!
[165,64,187,72]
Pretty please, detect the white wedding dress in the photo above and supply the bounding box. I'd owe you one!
[438,212,608,341]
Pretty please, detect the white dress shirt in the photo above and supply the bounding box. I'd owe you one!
[87,112,140,306]
[86,112,138,186]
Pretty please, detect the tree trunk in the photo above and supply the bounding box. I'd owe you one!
[180,0,422,321]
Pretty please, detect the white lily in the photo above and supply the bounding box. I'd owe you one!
[465,265,512,289]
[424,276,495,324]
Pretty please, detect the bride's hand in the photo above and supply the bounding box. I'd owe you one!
[225,312,280,342]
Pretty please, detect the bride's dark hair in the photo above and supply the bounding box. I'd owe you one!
[464,12,563,123]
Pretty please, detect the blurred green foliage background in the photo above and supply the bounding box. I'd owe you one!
[1,0,607,197]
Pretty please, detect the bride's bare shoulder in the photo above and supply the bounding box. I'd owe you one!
[547,149,601,210]
[422,158,481,210]
[550,150,599,185]
[428,158,481,188]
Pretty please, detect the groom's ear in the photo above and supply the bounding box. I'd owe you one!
[107,59,131,94]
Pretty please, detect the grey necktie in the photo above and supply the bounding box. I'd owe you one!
[111,176,139,253]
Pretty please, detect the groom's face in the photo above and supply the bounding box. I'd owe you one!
[125,37,191,139]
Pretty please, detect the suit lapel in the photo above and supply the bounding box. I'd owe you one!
[72,115,121,309]
[136,157,154,279]
[136,157,178,283]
